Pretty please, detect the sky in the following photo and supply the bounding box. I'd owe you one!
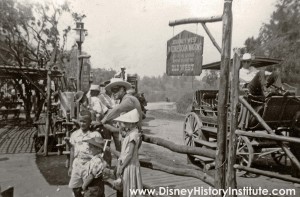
[57,0,277,77]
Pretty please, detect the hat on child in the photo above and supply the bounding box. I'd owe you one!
[83,136,105,148]
[114,109,139,123]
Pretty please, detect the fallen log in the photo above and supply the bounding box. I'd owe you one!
[234,165,300,184]
[142,134,216,158]
[236,130,300,144]
[140,159,215,187]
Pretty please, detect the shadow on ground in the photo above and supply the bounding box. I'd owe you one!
[36,155,69,185]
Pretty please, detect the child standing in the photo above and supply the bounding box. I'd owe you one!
[68,110,106,197]
[113,109,143,197]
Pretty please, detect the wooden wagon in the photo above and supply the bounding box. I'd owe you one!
[183,57,300,174]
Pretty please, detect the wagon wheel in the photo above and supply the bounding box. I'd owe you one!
[271,150,290,166]
[236,136,254,176]
[183,112,204,163]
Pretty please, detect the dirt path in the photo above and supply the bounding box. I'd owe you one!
[142,106,300,196]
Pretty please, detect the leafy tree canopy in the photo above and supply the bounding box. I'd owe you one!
[244,0,300,85]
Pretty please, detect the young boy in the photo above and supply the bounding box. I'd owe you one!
[68,110,105,197]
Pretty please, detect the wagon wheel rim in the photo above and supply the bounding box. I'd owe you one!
[236,136,254,176]
[183,112,202,146]
[183,112,203,164]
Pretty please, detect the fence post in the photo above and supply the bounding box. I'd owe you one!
[215,0,233,194]
[226,49,241,196]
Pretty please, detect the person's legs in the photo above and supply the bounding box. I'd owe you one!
[84,177,105,197]
[73,188,83,197]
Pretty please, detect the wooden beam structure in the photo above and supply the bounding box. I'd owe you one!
[169,15,223,26]
[201,23,222,53]
[142,134,216,158]
[140,159,215,187]
[236,130,300,144]
[234,165,300,184]
[215,0,233,194]
[226,49,241,196]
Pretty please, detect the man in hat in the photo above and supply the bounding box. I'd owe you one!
[99,78,143,151]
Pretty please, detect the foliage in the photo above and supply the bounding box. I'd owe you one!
[91,68,116,84]
[244,0,300,87]
[0,0,72,121]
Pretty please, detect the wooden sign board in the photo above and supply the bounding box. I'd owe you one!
[166,30,204,76]
[80,58,91,92]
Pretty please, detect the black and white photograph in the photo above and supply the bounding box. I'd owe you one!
[0,0,300,196]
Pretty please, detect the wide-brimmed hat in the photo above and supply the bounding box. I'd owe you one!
[105,78,131,92]
[83,136,105,148]
[74,91,85,103]
[90,84,100,91]
[114,109,139,123]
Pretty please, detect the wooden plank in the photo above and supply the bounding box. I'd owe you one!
[201,126,217,134]
[193,155,214,162]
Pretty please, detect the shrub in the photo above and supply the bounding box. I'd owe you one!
[176,92,193,114]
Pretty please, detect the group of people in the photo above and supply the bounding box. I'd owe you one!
[68,78,144,197]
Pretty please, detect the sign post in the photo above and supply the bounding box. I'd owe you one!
[166,30,204,76]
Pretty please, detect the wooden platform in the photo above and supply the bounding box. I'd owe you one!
[0,125,36,154]
[141,167,210,197]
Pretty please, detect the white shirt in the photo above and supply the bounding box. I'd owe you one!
[90,96,108,115]
[239,66,259,84]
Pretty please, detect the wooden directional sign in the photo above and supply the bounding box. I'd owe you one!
[80,56,91,92]
[166,30,204,76]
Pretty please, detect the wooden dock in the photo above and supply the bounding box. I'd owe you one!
[0,125,35,154]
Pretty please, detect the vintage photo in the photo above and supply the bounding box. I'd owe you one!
[0,0,299,196]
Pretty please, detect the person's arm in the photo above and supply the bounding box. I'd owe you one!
[101,97,134,124]
[103,123,120,133]
[82,174,94,191]
[68,145,74,177]
[117,141,135,177]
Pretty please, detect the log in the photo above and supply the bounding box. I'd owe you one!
[215,0,233,193]
[226,49,241,195]
[169,15,223,26]
[140,160,215,187]
[201,23,221,53]
[235,130,300,144]
[142,134,216,158]
[239,96,300,171]
[234,165,300,184]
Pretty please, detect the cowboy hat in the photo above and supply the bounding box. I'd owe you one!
[105,78,131,92]
[83,136,105,148]
[90,84,100,91]
[114,109,139,123]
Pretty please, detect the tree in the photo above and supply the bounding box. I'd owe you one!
[244,0,300,91]
[0,0,71,122]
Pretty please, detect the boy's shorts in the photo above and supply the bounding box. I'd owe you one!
[69,158,88,188]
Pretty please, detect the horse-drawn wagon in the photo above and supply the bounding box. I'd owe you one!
[183,56,300,173]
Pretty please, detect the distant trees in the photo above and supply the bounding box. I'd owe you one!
[244,0,300,91]
[0,0,72,121]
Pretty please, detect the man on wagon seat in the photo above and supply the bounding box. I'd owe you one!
[240,53,282,99]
